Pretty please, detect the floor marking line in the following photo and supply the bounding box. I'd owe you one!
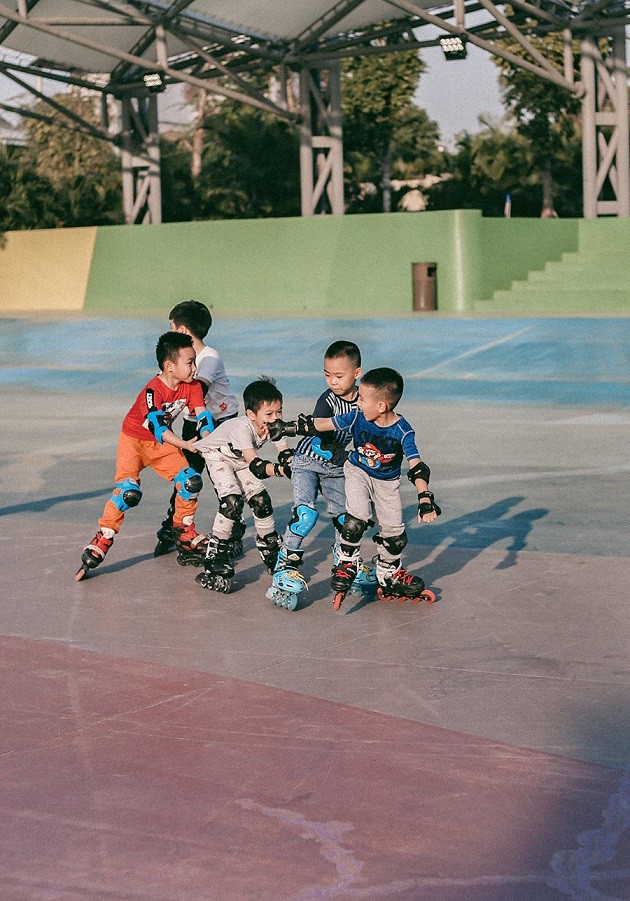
[408,326,533,377]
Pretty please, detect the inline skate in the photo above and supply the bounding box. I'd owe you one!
[195,535,234,593]
[75,529,115,581]
[256,531,282,574]
[173,518,209,567]
[332,542,377,600]
[227,517,247,559]
[267,546,307,610]
[375,557,436,604]
[331,547,360,611]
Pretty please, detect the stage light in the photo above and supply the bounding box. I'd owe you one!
[143,72,165,93]
[439,35,467,60]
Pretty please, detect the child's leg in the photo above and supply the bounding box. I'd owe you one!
[98,432,144,534]
[237,468,281,573]
[149,443,206,559]
[154,419,205,555]
[370,481,426,597]
[284,457,321,550]
[331,464,371,595]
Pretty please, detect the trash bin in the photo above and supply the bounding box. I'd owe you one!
[412,262,437,311]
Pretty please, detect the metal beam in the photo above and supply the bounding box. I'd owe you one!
[299,64,344,216]
[121,93,161,224]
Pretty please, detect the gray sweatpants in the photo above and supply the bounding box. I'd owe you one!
[343,461,404,563]
[202,448,274,539]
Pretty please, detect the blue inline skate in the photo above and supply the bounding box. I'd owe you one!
[267,546,307,611]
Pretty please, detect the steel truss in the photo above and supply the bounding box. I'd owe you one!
[0,0,628,220]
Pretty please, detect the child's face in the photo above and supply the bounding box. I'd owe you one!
[247,400,283,437]
[324,355,361,400]
[357,383,387,422]
[167,347,196,383]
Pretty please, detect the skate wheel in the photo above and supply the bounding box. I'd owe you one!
[421,589,436,604]
[333,592,344,611]
[74,566,88,582]
[285,594,298,611]
[377,587,391,603]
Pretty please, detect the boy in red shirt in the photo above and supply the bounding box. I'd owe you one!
[75,332,213,580]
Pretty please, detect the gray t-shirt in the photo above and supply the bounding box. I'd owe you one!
[194,415,284,463]
[184,344,238,422]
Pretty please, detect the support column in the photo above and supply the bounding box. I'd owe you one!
[121,94,162,225]
[299,63,344,216]
[580,30,629,218]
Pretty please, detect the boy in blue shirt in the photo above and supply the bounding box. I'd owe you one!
[270,367,441,608]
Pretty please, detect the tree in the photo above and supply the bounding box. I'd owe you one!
[427,118,541,216]
[342,50,442,212]
[23,89,123,226]
[493,27,583,216]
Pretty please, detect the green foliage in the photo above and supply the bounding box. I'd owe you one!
[427,120,542,216]
[341,51,443,211]
[22,90,123,226]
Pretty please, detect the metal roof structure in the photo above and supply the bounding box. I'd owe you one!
[0,1,628,219]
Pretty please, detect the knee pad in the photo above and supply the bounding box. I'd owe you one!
[174,467,203,501]
[218,493,244,522]
[110,479,142,512]
[248,489,273,519]
[288,504,319,539]
[340,514,368,544]
[374,531,407,556]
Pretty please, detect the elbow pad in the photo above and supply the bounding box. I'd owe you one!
[196,410,214,437]
[249,457,271,480]
[147,409,168,444]
[407,460,430,485]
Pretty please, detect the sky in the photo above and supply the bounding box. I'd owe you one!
[415,44,505,147]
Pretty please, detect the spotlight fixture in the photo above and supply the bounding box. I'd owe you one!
[143,72,165,93]
[439,35,467,60]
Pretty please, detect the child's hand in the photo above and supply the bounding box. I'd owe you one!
[182,438,201,454]
[418,491,441,524]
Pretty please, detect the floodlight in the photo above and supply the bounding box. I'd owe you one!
[439,35,467,60]
[143,72,165,93]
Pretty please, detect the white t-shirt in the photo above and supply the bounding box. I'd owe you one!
[194,415,284,462]
[184,344,238,422]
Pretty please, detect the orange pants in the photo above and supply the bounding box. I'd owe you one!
[99,432,198,534]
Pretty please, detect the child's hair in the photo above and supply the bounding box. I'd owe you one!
[169,300,212,340]
[325,340,361,369]
[156,332,194,370]
[362,367,404,408]
[243,379,283,413]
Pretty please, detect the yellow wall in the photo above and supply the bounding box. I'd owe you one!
[0,227,97,312]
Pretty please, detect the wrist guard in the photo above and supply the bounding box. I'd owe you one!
[276,448,293,478]
[268,419,296,441]
[407,460,430,485]
[296,413,317,436]
[418,491,441,517]
[196,410,214,437]
[147,409,168,444]
[249,457,271,480]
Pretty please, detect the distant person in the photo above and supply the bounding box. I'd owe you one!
[75,332,212,581]
[154,301,243,558]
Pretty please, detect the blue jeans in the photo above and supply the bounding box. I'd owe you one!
[284,453,346,549]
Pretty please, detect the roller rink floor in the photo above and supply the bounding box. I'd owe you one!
[0,315,629,901]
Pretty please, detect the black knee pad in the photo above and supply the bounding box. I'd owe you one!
[341,514,369,544]
[248,489,273,519]
[218,493,244,521]
[374,531,408,556]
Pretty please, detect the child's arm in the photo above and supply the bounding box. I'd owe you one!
[407,460,441,524]
[268,414,334,441]
[243,446,292,480]
[192,404,214,438]
[147,408,201,454]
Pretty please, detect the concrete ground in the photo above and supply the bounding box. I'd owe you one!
[0,316,628,900]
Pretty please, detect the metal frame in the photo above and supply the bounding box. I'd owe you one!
[0,0,628,219]
[121,94,161,224]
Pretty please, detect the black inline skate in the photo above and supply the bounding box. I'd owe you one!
[195,535,235,593]
[154,490,177,557]
[227,517,247,559]
[256,531,282,574]
[331,547,360,611]
[375,557,436,604]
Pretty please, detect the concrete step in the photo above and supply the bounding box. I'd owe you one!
[527,269,630,287]
[482,286,630,312]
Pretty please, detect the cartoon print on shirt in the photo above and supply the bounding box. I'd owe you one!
[142,389,188,434]
[357,441,397,470]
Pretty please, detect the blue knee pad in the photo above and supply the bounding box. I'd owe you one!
[174,467,203,501]
[110,478,142,512]
[288,504,319,538]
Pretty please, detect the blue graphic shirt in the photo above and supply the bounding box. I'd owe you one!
[295,388,358,468]
[330,410,421,480]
